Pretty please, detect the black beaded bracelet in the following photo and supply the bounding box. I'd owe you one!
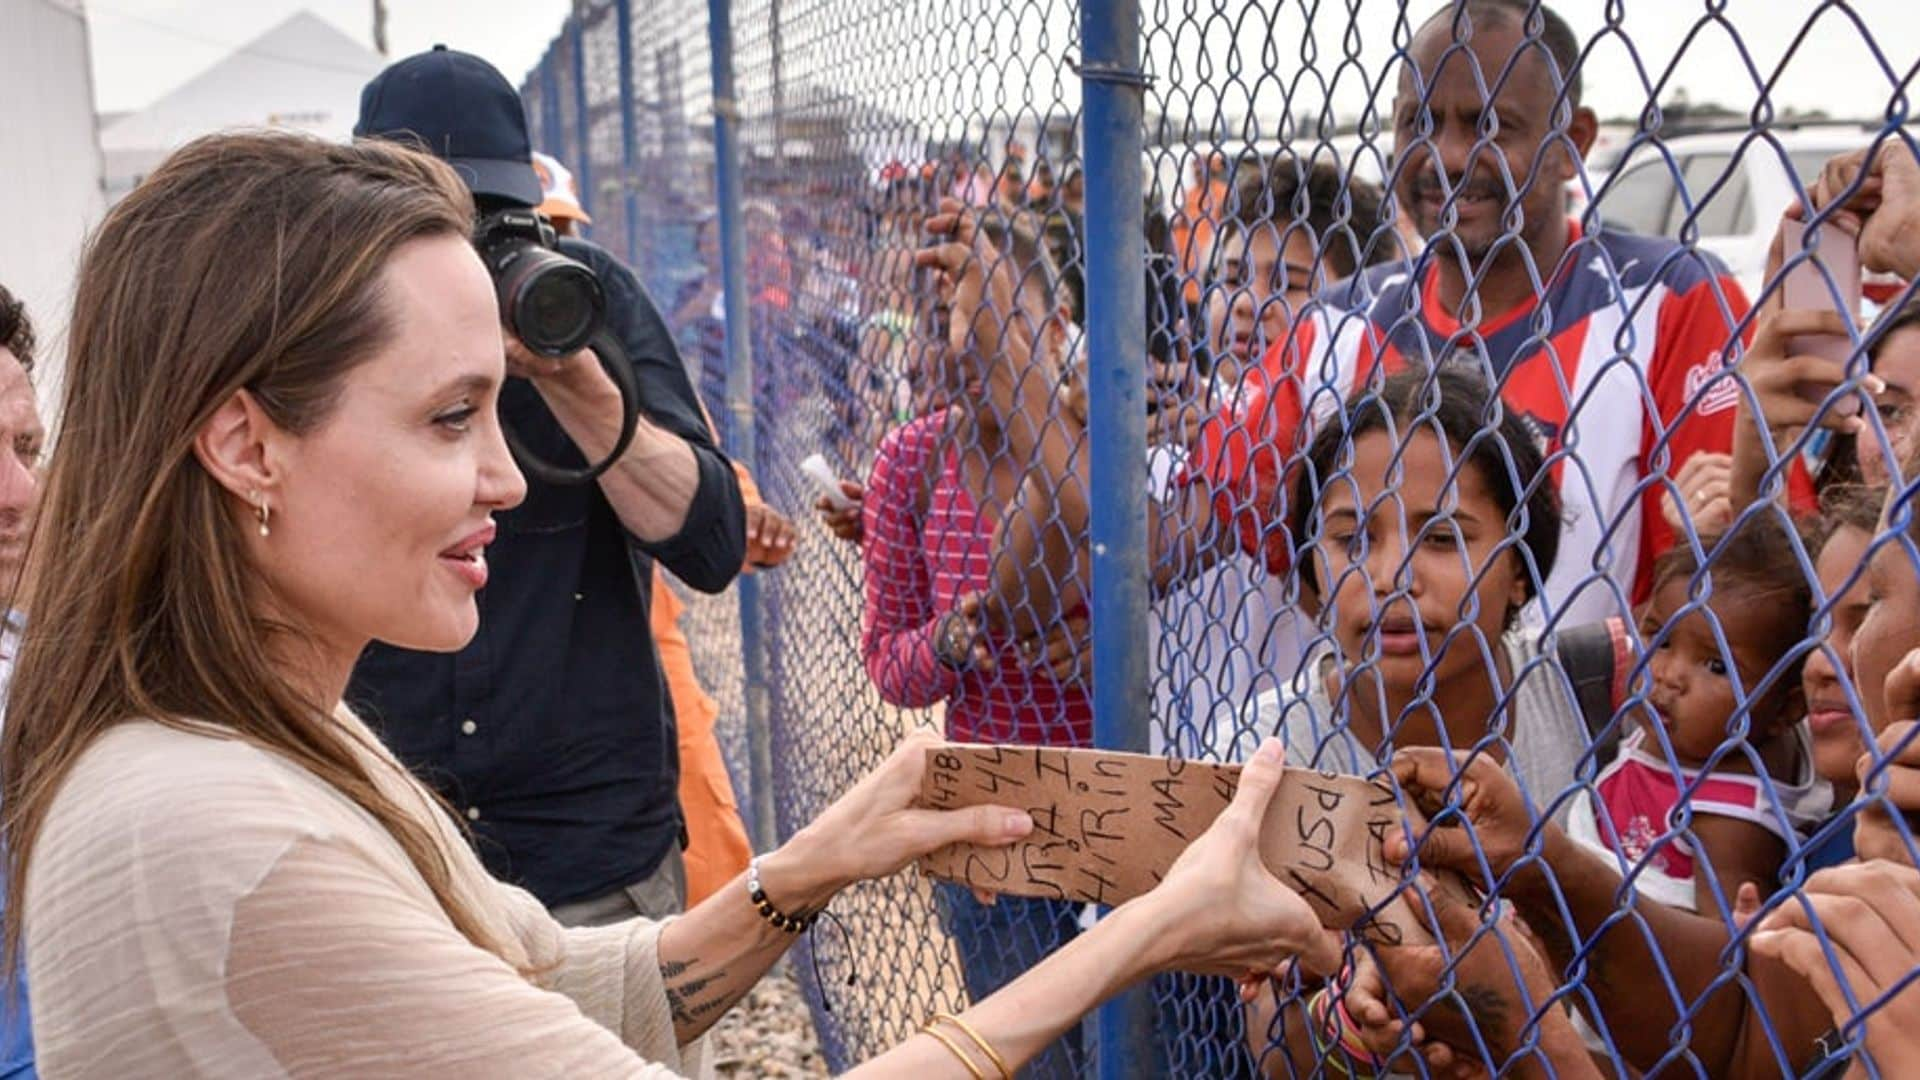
[746,855,815,933]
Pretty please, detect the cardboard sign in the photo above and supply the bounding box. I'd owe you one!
[919,745,1466,947]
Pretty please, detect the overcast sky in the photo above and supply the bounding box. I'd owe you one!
[87,1,1920,131]
[88,0,572,113]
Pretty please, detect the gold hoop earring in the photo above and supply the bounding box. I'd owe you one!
[252,491,271,538]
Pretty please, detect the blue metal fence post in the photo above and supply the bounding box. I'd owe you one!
[1081,0,1155,1075]
[706,0,774,853]
[539,50,563,158]
[569,15,594,225]
[612,0,640,266]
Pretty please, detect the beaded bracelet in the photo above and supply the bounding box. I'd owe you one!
[746,855,815,933]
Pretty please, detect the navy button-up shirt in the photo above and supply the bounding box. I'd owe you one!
[349,238,746,907]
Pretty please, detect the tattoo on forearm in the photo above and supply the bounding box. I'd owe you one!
[661,958,743,1031]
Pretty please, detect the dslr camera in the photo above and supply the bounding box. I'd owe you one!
[472,208,639,484]
[474,208,607,358]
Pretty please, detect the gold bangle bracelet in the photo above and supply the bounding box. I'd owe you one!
[920,1022,986,1080]
[932,1012,1012,1080]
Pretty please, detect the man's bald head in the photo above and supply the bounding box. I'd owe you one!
[1413,0,1583,111]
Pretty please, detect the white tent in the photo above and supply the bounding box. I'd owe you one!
[98,10,384,202]
[0,0,107,411]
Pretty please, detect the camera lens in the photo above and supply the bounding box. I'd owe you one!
[516,261,602,356]
[497,249,605,357]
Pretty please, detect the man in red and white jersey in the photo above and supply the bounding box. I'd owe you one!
[1191,0,1750,629]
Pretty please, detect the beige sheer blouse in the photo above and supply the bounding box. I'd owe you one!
[24,710,707,1078]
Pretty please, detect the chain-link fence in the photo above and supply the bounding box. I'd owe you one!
[525,0,1920,1075]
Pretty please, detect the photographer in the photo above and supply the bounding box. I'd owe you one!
[347,47,747,926]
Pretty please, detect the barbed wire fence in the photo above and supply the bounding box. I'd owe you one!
[524,0,1920,1075]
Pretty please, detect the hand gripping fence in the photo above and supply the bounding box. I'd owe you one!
[525,0,1920,1075]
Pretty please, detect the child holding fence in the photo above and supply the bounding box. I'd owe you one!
[860,209,1094,1079]
[1243,362,1594,1076]
[1566,517,1833,915]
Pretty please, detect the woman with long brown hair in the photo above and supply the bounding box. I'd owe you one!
[0,131,1340,1078]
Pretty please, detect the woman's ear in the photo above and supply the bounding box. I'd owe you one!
[1506,548,1533,620]
[192,388,280,504]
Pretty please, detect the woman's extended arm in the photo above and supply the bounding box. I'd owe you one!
[652,728,1034,1045]
[847,737,1342,1076]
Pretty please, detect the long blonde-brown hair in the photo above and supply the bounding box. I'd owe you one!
[2,131,517,972]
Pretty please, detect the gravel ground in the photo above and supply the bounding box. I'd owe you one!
[709,966,831,1077]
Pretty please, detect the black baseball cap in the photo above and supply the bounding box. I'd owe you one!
[354,44,542,206]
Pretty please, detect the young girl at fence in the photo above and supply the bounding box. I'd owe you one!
[859,210,1096,1078]
[1250,364,1581,813]
[1242,362,1592,1077]
[1791,484,1884,875]
[1565,516,1832,916]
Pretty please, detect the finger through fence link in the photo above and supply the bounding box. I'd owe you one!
[526,0,1920,1075]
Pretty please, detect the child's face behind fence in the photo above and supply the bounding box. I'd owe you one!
[1806,524,1875,789]
[1207,222,1317,370]
[1313,427,1527,693]
[1639,577,1799,766]
[1854,499,1920,735]
[250,235,526,663]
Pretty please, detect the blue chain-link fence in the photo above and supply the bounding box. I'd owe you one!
[524,0,1920,1075]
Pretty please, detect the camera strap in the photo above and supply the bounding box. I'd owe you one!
[506,327,642,485]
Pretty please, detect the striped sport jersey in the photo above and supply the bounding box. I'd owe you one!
[1190,221,1753,629]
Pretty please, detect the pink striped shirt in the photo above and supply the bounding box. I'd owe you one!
[859,410,1093,746]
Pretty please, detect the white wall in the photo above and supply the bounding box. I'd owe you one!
[0,0,106,414]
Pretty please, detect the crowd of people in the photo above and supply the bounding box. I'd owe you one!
[796,0,1920,1075]
[1,0,1919,1077]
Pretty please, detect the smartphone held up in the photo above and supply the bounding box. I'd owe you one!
[1781,218,1863,361]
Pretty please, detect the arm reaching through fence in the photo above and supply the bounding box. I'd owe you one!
[1353,884,1602,1079]
[845,738,1343,1078]
[858,421,971,707]
[916,199,1241,642]
[1384,746,1837,1075]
